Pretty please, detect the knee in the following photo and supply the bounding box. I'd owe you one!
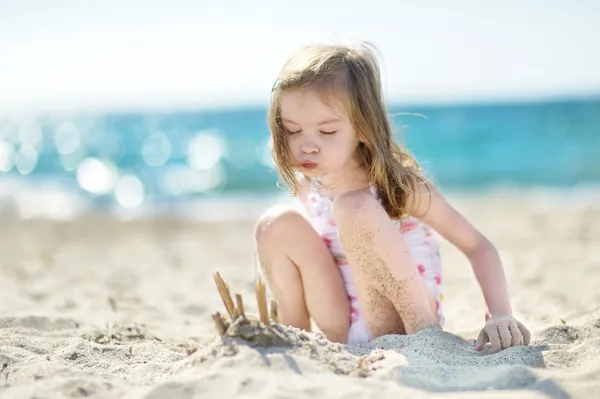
[331,190,381,226]
[254,206,307,248]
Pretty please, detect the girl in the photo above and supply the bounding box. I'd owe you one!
[254,42,531,351]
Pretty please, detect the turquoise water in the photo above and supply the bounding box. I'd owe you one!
[0,97,599,212]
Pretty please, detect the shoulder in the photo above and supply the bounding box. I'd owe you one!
[405,180,490,256]
[405,179,438,219]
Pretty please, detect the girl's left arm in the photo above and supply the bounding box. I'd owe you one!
[407,182,531,351]
[408,183,511,316]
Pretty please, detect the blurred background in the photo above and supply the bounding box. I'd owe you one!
[1,0,599,221]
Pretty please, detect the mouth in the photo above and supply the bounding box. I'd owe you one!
[300,161,318,170]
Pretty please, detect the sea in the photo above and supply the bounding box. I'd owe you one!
[1,96,599,220]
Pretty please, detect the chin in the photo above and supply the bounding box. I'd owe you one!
[294,168,322,177]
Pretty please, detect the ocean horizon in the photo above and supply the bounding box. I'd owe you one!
[1,95,599,220]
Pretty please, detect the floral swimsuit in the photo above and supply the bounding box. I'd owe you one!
[306,180,445,344]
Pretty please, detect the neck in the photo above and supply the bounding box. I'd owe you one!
[316,161,370,199]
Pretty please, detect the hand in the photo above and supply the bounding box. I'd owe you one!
[475,314,531,352]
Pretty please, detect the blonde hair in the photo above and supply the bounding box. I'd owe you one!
[267,41,429,220]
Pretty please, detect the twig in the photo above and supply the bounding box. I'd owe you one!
[255,274,269,324]
[213,272,235,317]
[212,312,226,335]
[235,294,245,318]
[270,299,279,323]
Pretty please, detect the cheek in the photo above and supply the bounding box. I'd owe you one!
[338,137,359,155]
[286,136,298,151]
[285,137,302,159]
[324,139,355,162]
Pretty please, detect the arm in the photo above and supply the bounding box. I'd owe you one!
[407,182,512,318]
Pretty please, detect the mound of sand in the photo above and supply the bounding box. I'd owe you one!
[2,314,599,398]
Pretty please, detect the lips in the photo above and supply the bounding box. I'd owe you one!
[300,161,318,169]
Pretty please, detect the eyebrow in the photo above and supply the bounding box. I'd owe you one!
[281,117,342,126]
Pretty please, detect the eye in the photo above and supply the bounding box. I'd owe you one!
[283,125,301,135]
[320,130,337,135]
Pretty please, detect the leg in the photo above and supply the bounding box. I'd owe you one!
[332,191,439,336]
[254,206,350,343]
[351,265,439,338]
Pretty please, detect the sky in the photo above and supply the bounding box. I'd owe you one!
[1,0,600,114]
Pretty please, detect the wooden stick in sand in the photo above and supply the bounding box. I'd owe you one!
[255,274,269,324]
[270,299,279,323]
[212,312,226,335]
[235,294,245,318]
[213,272,235,318]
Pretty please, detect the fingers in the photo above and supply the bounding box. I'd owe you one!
[487,325,502,352]
[508,322,523,346]
[517,320,531,346]
[475,329,489,351]
[498,324,512,350]
[477,318,532,352]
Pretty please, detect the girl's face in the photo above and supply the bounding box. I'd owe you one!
[279,89,362,179]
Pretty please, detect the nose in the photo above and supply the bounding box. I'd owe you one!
[300,138,319,154]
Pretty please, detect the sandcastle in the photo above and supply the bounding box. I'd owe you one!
[211,271,298,347]
[209,271,385,377]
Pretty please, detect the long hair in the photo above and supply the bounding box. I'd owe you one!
[267,42,429,219]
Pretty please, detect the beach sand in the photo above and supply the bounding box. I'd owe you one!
[1,190,599,398]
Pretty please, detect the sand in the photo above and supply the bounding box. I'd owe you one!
[1,189,599,398]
